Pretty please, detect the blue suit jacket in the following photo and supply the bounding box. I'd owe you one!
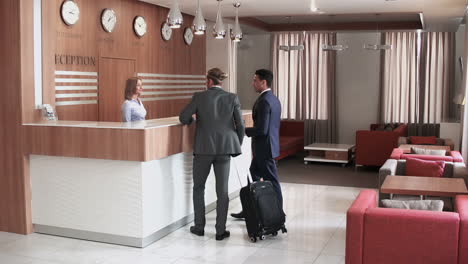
[245,90,281,159]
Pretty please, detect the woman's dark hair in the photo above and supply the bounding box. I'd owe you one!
[206,68,228,85]
[255,69,273,87]
[124,77,142,100]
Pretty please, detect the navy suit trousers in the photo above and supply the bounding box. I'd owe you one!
[249,157,283,208]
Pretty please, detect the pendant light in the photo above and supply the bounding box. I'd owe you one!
[167,0,183,29]
[230,2,242,42]
[192,0,206,35]
[213,0,226,39]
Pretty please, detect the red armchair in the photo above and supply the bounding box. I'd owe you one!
[355,124,408,166]
[390,148,464,163]
[346,190,468,264]
[277,120,304,161]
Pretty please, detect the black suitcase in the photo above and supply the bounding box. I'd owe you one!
[239,180,287,242]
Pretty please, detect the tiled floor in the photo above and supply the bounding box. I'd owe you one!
[0,183,365,264]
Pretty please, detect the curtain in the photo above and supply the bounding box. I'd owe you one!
[420,32,454,123]
[227,28,237,94]
[381,32,419,123]
[272,32,336,145]
[381,32,454,124]
[461,18,468,161]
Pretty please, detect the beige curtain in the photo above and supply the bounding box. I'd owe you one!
[461,17,468,161]
[228,35,238,94]
[272,32,336,144]
[420,32,454,123]
[381,32,419,123]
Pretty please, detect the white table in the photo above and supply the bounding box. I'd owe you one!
[304,143,355,166]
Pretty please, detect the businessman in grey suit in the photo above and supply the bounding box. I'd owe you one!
[179,68,245,241]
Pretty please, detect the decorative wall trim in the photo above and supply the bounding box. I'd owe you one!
[55,70,98,76]
[55,100,98,106]
[55,93,98,98]
[55,71,99,106]
[137,73,206,102]
[137,73,205,78]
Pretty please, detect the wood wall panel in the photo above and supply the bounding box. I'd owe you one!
[0,0,33,234]
[56,105,98,121]
[44,0,206,121]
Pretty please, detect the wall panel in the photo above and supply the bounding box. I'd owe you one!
[45,0,206,121]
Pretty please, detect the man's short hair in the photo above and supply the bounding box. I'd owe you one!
[255,69,273,87]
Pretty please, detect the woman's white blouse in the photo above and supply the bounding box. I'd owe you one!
[121,99,147,122]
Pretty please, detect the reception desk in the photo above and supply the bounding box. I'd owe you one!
[23,111,253,247]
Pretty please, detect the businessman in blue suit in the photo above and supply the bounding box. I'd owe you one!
[231,69,283,219]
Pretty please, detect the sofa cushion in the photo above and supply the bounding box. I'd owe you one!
[410,147,446,156]
[405,158,445,177]
[410,136,437,145]
[381,199,444,211]
[279,136,303,151]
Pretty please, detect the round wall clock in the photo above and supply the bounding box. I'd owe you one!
[133,16,147,38]
[161,22,172,41]
[101,8,117,33]
[60,0,80,26]
[184,27,194,45]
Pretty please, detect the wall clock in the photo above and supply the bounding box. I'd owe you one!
[133,16,147,38]
[161,22,172,41]
[101,8,117,33]
[184,27,193,45]
[60,0,80,26]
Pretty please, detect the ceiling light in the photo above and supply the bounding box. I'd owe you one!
[167,0,183,29]
[213,0,226,39]
[322,44,348,51]
[192,0,206,35]
[230,2,242,42]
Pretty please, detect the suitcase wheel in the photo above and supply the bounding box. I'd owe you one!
[259,235,265,240]
[250,236,257,243]
[281,227,288,233]
[272,231,278,236]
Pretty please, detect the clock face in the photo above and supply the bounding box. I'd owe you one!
[161,22,172,41]
[61,0,80,26]
[184,27,194,45]
[133,16,147,38]
[101,8,117,33]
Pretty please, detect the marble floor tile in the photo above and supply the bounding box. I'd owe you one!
[0,183,358,264]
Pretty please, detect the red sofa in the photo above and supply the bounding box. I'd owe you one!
[390,148,464,163]
[346,189,468,264]
[355,124,408,166]
[277,120,304,161]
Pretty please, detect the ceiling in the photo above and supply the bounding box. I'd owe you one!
[140,0,467,32]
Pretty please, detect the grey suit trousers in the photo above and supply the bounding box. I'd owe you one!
[192,154,231,235]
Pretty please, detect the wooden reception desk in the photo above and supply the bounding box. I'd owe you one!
[23,111,253,247]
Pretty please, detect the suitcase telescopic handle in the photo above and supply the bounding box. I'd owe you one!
[232,157,253,187]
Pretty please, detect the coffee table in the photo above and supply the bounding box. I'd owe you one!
[398,144,451,154]
[304,143,355,166]
[381,175,468,198]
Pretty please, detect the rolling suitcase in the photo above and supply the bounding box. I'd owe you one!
[239,179,287,242]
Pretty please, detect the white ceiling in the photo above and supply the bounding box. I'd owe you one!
[140,0,467,32]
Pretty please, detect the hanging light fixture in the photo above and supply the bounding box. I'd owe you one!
[166,0,183,29]
[192,0,206,35]
[213,0,226,39]
[230,2,242,42]
[363,14,392,51]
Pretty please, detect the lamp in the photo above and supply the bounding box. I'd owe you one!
[230,2,242,42]
[321,15,347,52]
[213,0,226,39]
[166,0,183,29]
[192,0,206,35]
[277,17,304,52]
[363,14,392,51]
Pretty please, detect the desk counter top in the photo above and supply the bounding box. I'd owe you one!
[24,111,253,162]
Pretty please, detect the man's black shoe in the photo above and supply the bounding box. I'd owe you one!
[215,230,230,241]
[189,226,204,236]
[230,211,244,219]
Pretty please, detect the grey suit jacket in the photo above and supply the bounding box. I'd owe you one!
[179,86,245,156]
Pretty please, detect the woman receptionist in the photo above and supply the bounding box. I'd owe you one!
[121,77,147,122]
